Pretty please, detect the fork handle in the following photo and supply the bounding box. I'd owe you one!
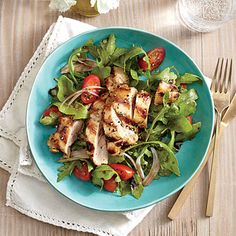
[206,112,222,217]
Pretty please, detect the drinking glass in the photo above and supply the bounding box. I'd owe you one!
[177,0,236,32]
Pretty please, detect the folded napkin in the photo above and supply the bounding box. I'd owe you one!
[0,16,156,236]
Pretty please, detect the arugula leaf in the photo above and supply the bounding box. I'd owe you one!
[108,155,125,164]
[39,112,60,126]
[145,123,167,141]
[83,160,94,173]
[111,48,128,62]
[97,47,110,66]
[106,34,116,56]
[158,168,172,176]
[56,102,88,120]
[68,47,87,84]
[176,122,201,141]
[49,86,58,99]
[57,75,75,102]
[158,149,180,176]
[152,67,177,83]
[119,181,131,196]
[92,164,121,187]
[91,66,111,83]
[94,34,117,67]
[168,116,193,133]
[145,106,170,141]
[177,88,198,103]
[57,161,77,182]
[176,73,202,85]
[114,47,145,69]
[175,89,198,116]
[168,130,176,151]
[131,174,144,199]
[87,43,99,58]
[130,69,140,86]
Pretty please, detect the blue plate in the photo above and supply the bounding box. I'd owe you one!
[27,27,214,212]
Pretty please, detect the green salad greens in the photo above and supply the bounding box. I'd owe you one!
[40,34,202,199]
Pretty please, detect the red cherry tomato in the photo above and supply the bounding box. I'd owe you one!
[81,74,101,104]
[181,83,187,89]
[138,48,165,71]
[73,162,91,181]
[187,116,193,124]
[103,176,117,192]
[43,105,61,117]
[109,164,135,181]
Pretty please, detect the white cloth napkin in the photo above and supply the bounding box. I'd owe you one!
[0,16,155,236]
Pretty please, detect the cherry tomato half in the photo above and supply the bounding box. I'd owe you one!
[181,83,187,89]
[81,74,101,104]
[138,48,165,71]
[103,176,117,192]
[187,116,193,124]
[109,163,135,181]
[73,162,91,181]
[43,105,61,117]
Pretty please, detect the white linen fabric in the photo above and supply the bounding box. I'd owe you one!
[0,16,155,236]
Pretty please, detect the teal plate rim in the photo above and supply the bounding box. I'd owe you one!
[26,26,214,212]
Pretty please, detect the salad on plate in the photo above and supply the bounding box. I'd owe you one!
[40,34,201,199]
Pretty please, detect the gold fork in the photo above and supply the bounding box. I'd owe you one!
[206,58,232,217]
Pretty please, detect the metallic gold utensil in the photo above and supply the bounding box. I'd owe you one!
[168,62,234,220]
[206,58,232,217]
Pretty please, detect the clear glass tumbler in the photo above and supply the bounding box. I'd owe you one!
[177,0,236,32]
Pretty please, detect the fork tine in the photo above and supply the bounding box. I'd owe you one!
[211,58,220,92]
[217,58,224,93]
[225,59,232,93]
[222,59,229,93]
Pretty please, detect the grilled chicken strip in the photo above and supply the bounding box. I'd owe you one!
[103,104,138,146]
[107,141,123,156]
[106,67,129,91]
[48,116,83,156]
[85,95,108,165]
[154,81,179,105]
[133,90,152,128]
[110,84,138,120]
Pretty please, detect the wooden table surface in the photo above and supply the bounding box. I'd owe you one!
[1,1,236,235]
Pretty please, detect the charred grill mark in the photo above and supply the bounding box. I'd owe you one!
[136,107,147,119]
[137,92,150,101]
[118,114,136,126]
[86,122,97,136]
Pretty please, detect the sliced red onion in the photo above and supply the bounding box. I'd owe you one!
[83,86,104,90]
[71,149,89,158]
[62,86,105,105]
[122,152,137,169]
[62,90,83,105]
[59,149,90,163]
[142,148,160,186]
[67,91,83,105]
[136,153,145,180]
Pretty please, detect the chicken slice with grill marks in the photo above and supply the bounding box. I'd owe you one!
[110,84,138,120]
[48,116,83,156]
[85,94,108,165]
[154,80,179,105]
[105,67,129,91]
[103,104,138,146]
[133,90,152,128]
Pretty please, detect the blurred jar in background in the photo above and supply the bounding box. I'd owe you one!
[177,0,236,32]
